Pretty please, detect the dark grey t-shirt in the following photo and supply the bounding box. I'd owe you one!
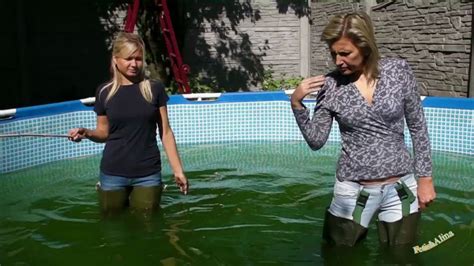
[293,58,432,182]
[94,80,169,178]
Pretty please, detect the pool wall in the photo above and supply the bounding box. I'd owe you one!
[1,91,473,173]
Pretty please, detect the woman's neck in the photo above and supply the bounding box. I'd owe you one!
[119,76,141,85]
[351,71,376,86]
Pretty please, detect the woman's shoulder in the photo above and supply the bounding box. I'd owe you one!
[95,81,113,97]
[149,79,165,87]
[322,73,336,93]
[97,81,112,90]
[324,71,351,91]
[379,57,411,71]
[148,79,169,105]
[149,79,166,92]
[314,71,342,102]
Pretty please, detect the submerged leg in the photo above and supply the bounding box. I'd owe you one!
[376,212,421,264]
[378,174,420,246]
[129,186,163,211]
[322,209,368,247]
[377,211,420,246]
[325,179,379,246]
[98,188,131,215]
[321,239,371,265]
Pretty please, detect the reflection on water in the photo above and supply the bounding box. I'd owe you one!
[0,141,473,265]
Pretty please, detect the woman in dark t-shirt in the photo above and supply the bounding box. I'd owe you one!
[68,32,188,214]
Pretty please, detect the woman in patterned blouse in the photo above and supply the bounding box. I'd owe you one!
[291,12,436,247]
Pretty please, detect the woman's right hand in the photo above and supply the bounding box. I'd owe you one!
[68,128,88,142]
[174,172,189,195]
[291,75,326,109]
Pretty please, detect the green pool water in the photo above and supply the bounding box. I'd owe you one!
[0,141,472,265]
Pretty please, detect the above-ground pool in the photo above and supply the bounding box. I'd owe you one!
[0,92,473,265]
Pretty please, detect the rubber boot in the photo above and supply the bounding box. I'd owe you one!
[377,211,420,246]
[322,209,368,246]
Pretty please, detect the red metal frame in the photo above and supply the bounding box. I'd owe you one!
[156,0,191,93]
[124,0,140,33]
[124,0,191,93]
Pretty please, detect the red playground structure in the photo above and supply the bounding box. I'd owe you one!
[124,0,191,94]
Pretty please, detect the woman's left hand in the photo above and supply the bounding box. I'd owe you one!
[417,177,436,209]
[174,173,189,195]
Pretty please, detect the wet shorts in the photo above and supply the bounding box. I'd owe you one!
[99,171,163,191]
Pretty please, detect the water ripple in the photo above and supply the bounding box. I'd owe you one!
[193,223,269,232]
[30,209,94,223]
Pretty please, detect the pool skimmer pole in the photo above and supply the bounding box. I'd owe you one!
[0,133,70,138]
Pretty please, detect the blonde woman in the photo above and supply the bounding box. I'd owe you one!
[69,32,188,214]
[291,12,436,247]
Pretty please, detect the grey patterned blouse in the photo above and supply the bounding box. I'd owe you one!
[293,58,432,182]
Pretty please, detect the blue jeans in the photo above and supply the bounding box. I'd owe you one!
[99,171,163,191]
[328,174,419,228]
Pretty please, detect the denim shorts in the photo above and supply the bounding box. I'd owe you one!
[328,174,419,228]
[99,171,163,191]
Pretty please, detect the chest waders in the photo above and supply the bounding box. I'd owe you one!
[377,181,419,246]
[322,190,370,246]
[323,180,419,246]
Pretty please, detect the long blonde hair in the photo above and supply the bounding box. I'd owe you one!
[321,12,380,82]
[102,32,153,103]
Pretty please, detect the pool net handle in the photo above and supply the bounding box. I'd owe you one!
[0,133,70,138]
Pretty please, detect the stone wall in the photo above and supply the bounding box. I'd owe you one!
[310,0,472,97]
[182,1,305,91]
[373,0,471,96]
